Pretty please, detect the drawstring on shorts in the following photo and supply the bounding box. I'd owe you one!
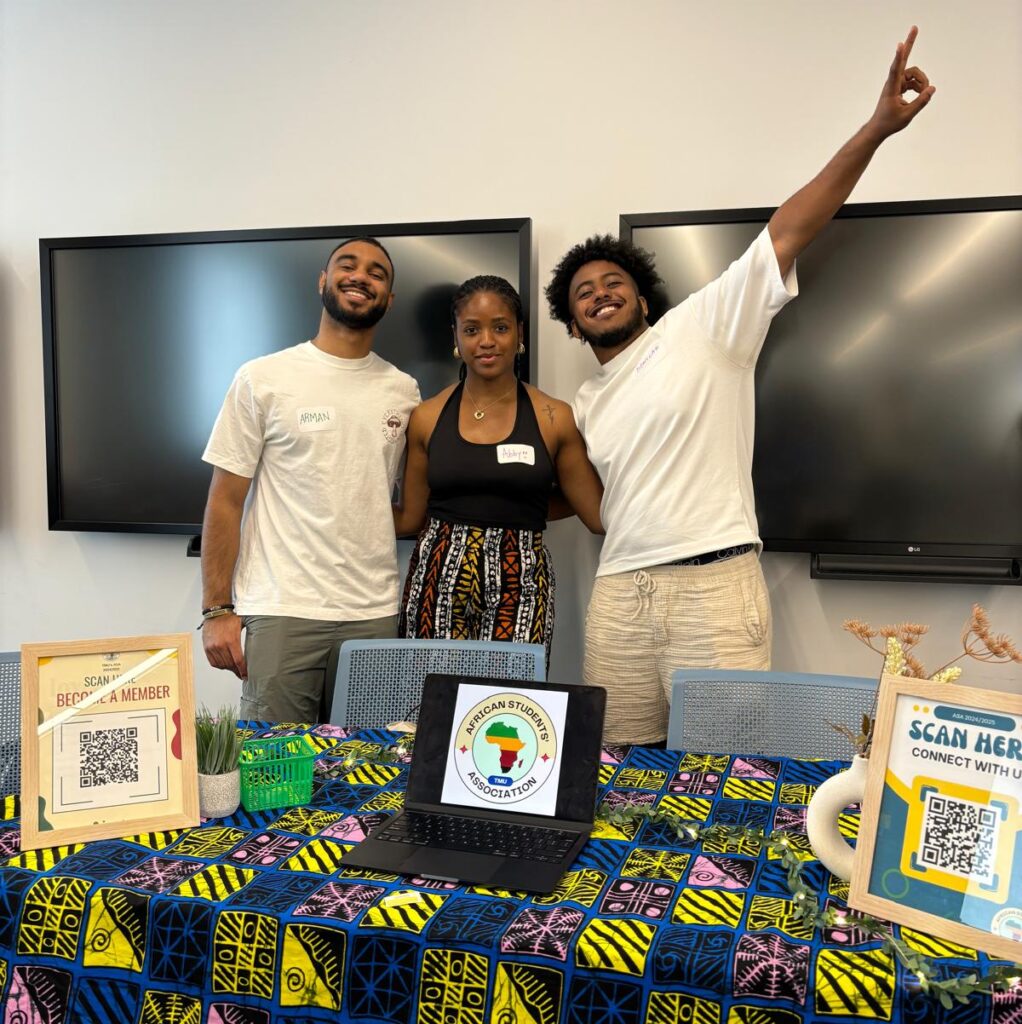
[630,569,657,620]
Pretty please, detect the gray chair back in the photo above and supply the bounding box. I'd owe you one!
[327,638,546,730]
[0,652,21,796]
[668,669,877,759]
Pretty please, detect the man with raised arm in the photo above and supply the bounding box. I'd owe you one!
[200,237,420,723]
[545,29,935,744]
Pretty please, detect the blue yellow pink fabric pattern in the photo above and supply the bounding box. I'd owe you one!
[0,724,1018,1024]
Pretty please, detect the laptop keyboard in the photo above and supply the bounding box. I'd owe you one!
[376,811,578,863]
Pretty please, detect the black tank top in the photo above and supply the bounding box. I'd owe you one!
[427,380,556,532]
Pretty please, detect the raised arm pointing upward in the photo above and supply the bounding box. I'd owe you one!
[546,28,936,746]
[770,26,935,276]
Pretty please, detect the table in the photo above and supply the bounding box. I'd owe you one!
[0,723,1017,1024]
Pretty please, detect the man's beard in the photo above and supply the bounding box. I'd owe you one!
[578,304,645,349]
[322,287,388,330]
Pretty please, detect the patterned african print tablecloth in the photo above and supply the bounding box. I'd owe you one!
[0,723,1017,1024]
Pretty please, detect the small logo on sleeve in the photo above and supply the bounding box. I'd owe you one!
[497,444,535,465]
[381,409,405,444]
[297,407,336,432]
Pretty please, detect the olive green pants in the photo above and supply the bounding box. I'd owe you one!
[241,614,399,724]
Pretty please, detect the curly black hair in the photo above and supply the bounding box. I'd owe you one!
[545,234,663,333]
[451,274,523,327]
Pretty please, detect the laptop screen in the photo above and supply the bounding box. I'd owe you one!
[440,681,569,816]
[405,675,606,824]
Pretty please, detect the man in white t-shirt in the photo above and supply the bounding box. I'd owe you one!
[201,237,420,723]
[545,29,935,743]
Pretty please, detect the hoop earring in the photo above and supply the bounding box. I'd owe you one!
[452,346,461,359]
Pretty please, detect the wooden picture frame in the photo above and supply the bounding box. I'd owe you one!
[20,634,199,850]
[850,673,1022,962]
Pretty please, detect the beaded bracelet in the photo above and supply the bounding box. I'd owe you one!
[198,604,235,629]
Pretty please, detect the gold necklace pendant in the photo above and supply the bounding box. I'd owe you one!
[466,381,515,421]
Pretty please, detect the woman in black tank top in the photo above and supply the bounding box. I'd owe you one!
[394,276,604,663]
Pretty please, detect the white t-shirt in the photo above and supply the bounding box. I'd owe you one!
[573,227,798,577]
[203,341,420,620]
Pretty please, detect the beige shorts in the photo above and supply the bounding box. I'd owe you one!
[583,551,771,745]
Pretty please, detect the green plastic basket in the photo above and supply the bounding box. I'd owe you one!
[239,734,316,812]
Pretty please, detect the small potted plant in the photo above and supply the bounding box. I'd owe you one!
[195,705,243,819]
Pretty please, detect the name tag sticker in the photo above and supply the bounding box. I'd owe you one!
[497,444,535,466]
[633,342,665,376]
[297,407,336,432]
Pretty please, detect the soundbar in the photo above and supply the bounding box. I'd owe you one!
[810,554,1022,586]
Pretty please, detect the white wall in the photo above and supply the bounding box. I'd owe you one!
[2,0,1020,706]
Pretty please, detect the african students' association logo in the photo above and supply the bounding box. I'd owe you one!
[452,692,559,804]
[992,908,1022,942]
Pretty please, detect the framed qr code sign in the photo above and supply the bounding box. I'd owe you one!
[19,634,199,850]
[850,673,1022,961]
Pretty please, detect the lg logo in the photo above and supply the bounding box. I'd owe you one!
[907,545,921,553]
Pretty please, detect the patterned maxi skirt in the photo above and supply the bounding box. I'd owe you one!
[399,518,554,662]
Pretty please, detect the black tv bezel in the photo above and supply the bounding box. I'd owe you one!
[40,217,533,536]
[620,195,1022,562]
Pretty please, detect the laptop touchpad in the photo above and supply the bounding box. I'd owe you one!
[416,849,504,884]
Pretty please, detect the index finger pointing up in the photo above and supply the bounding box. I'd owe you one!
[900,26,918,72]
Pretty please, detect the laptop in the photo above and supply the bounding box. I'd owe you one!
[340,674,606,893]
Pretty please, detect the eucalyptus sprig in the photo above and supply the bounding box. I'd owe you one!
[326,732,416,772]
[601,802,1022,1006]
[394,731,416,755]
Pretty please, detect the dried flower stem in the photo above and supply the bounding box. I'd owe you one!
[844,605,1021,682]
[930,604,1022,677]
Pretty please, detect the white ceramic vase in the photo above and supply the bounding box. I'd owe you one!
[805,754,868,881]
[198,769,241,819]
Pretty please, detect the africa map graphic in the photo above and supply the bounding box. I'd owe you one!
[484,721,527,773]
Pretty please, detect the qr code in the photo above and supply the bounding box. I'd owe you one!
[79,727,140,787]
[920,792,999,884]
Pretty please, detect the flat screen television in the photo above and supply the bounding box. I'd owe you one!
[621,197,1022,584]
[41,218,531,535]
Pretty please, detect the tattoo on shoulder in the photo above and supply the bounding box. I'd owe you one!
[543,403,556,424]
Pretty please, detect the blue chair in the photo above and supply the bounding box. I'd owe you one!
[0,651,21,797]
[667,669,877,759]
[326,638,547,730]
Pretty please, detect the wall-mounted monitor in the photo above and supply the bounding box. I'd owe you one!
[621,197,1022,584]
[41,218,531,535]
